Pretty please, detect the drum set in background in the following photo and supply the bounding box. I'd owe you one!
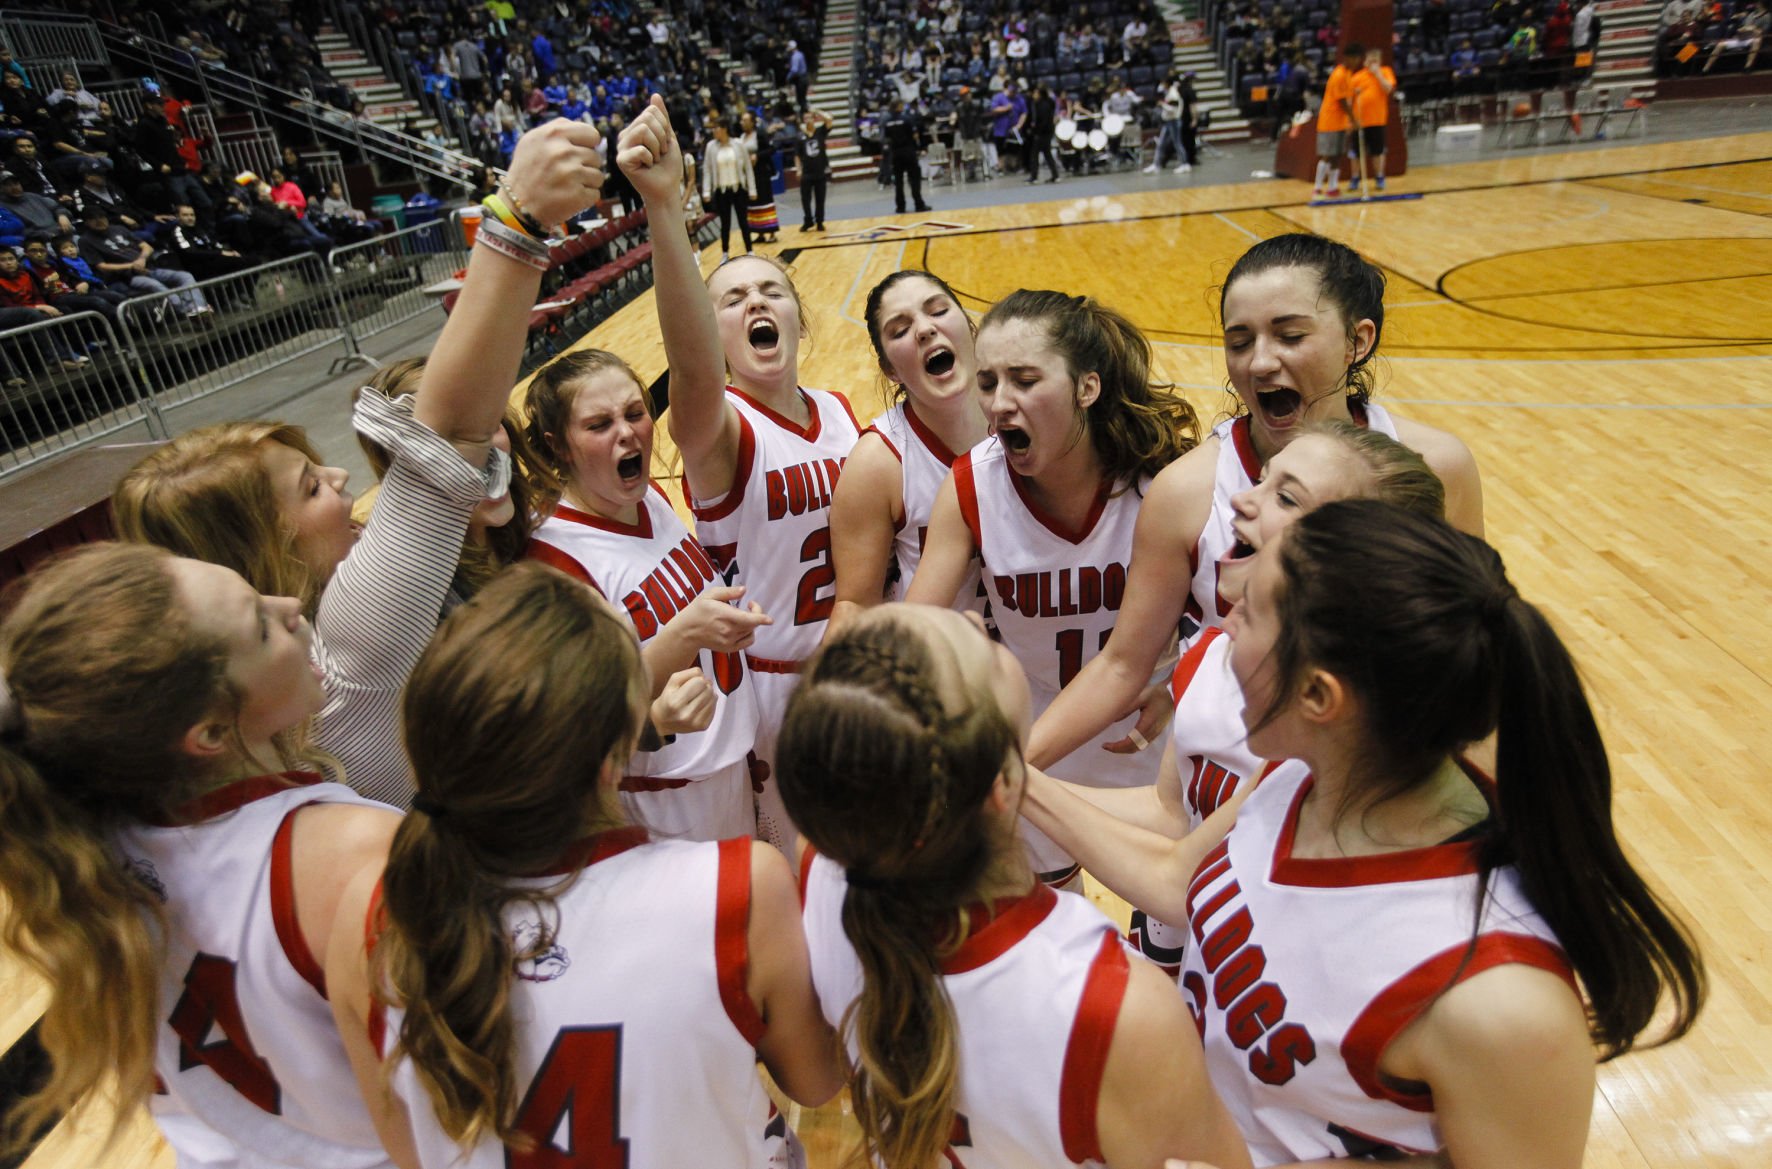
[1055,110,1141,172]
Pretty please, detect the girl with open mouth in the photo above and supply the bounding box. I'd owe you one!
[1025,233,1485,827]
[908,289,1200,891]
[628,96,862,860]
[829,269,993,626]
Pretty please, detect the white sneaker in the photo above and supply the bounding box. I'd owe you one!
[1173,163,1192,173]
[1142,163,1159,173]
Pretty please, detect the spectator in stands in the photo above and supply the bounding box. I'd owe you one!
[494,84,526,133]
[1123,14,1150,63]
[135,94,213,220]
[53,233,135,311]
[74,161,158,233]
[166,203,257,285]
[1272,6,1298,48]
[884,97,933,213]
[1545,1,1576,57]
[1707,1,1767,69]
[1573,0,1600,54]
[1422,0,1453,51]
[1148,70,1187,171]
[0,247,89,367]
[0,68,42,133]
[22,235,126,323]
[788,39,810,111]
[75,209,211,319]
[44,104,103,180]
[1452,37,1482,87]
[989,79,1024,174]
[278,146,323,200]
[1023,83,1061,184]
[531,27,556,82]
[702,119,755,258]
[259,177,333,254]
[0,46,27,90]
[796,108,831,231]
[0,171,73,238]
[46,72,101,127]
[1273,53,1314,139]
[8,138,59,204]
[453,31,487,104]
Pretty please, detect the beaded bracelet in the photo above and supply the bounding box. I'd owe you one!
[500,185,551,238]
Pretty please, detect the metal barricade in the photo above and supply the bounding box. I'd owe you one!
[328,217,468,342]
[90,78,146,124]
[115,253,367,412]
[0,13,108,68]
[22,56,76,95]
[0,311,165,479]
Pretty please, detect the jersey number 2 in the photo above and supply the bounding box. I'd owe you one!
[167,952,281,1114]
[508,1026,628,1169]
[1055,628,1112,687]
[794,527,836,626]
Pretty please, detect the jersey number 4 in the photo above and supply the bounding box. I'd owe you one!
[794,527,837,626]
[167,952,281,1114]
[508,1026,629,1169]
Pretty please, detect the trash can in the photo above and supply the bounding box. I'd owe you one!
[371,194,406,231]
[404,192,444,252]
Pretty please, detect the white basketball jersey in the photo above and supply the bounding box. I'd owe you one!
[1179,759,1571,1165]
[955,438,1169,791]
[528,488,758,780]
[115,774,396,1169]
[1169,628,1263,830]
[1188,404,1398,638]
[801,853,1129,1168]
[867,401,984,613]
[688,386,862,669]
[385,832,772,1169]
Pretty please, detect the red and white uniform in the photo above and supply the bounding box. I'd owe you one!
[688,386,862,851]
[1169,627,1263,831]
[1179,759,1572,1165]
[955,438,1171,872]
[383,831,776,1169]
[801,853,1131,1169]
[529,489,760,839]
[115,774,396,1169]
[866,400,984,612]
[1188,404,1398,639]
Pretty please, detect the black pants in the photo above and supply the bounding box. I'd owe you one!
[712,187,752,253]
[1181,119,1199,165]
[1025,134,1059,180]
[792,75,809,110]
[891,150,924,211]
[800,167,827,227]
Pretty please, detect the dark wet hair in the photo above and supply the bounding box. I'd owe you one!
[863,270,973,399]
[1220,232,1386,405]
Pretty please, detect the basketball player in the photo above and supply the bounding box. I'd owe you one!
[907,290,1200,888]
[776,604,1253,1169]
[1026,233,1482,783]
[1023,421,1446,973]
[0,543,402,1168]
[524,348,768,841]
[1170,503,1702,1165]
[325,565,844,1169]
[828,269,991,625]
[629,95,862,856]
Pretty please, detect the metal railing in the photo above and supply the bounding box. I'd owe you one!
[0,311,166,477]
[90,77,147,123]
[214,126,285,183]
[0,12,107,68]
[329,217,469,341]
[23,56,76,94]
[116,252,366,411]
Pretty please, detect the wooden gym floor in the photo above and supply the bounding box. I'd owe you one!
[7,130,1771,1168]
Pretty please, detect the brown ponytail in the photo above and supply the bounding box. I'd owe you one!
[0,543,245,1153]
[376,562,647,1148]
[980,289,1199,486]
[775,609,1019,1169]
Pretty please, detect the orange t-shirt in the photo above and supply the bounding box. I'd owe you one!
[1317,65,1356,132]
[1352,64,1397,128]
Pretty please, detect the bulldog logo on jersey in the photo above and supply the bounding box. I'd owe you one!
[511,920,571,982]
[124,855,167,902]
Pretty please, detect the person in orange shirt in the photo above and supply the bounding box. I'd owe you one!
[1313,44,1362,198]
[1349,46,1397,190]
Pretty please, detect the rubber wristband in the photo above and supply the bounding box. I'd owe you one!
[480,193,531,236]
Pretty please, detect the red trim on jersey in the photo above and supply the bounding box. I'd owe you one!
[365,878,387,1055]
[528,826,651,877]
[270,808,327,1000]
[745,653,803,674]
[797,844,818,907]
[1229,416,1262,484]
[1170,626,1225,705]
[939,883,1058,975]
[149,772,323,827]
[903,400,961,466]
[526,539,601,593]
[550,498,655,539]
[1342,933,1576,1111]
[1058,930,1132,1162]
[1270,773,1493,888]
[864,425,904,463]
[830,389,864,434]
[1007,464,1113,546]
[729,385,824,441]
[716,837,768,1045]
[688,407,758,522]
[620,775,692,792]
[953,451,984,550]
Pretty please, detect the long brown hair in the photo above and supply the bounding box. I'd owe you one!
[775,608,1020,1169]
[113,421,328,615]
[979,289,1199,486]
[354,358,546,599]
[375,562,647,1148]
[0,543,254,1153]
[1259,502,1705,1058]
[522,347,655,494]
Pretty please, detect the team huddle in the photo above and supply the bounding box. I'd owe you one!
[0,101,1705,1169]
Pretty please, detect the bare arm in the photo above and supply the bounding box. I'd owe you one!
[628,98,742,501]
[416,119,604,452]
[1055,738,1193,838]
[746,843,846,1106]
[903,472,977,609]
[828,432,903,630]
[1099,958,1254,1169]
[1027,444,1215,769]
[1391,416,1484,537]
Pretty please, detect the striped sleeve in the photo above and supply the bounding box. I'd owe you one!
[311,392,512,806]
